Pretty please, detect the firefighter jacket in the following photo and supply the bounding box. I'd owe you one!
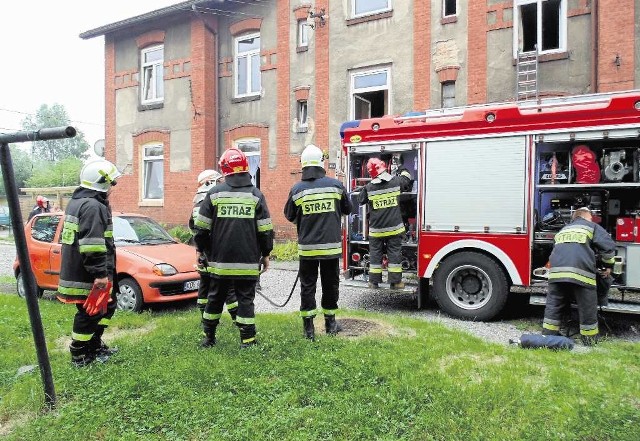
[189,182,215,233]
[284,166,352,260]
[57,187,115,303]
[193,173,273,279]
[359,171,413,238]
[548,217,616,287]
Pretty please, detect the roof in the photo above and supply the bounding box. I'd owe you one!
[79,0,214,40]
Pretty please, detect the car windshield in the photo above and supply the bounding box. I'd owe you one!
[113,216,176,245]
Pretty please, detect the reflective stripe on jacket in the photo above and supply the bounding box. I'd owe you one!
[359,172,412,238]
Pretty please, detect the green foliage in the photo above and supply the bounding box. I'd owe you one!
[0,145,33,195]
[271,240,299,261]
[168,225,193,244]
[0,296,639,440]
[21,104,90,162]
[25,157,82,188]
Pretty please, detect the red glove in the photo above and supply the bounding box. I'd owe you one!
[83,281,112,316]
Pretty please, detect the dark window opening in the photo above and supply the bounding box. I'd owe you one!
[354,90,386,119]
[520,3,537,52]
[444,0,456,16]
[542,0,560,51]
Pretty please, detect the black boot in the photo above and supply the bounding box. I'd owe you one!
[228,307,238,324]
[70,341,95,367]
[239,324,257,348]
[325,315,342,336]
[303,317,315,340]
[201,320,218,348]
[89,332,118,362]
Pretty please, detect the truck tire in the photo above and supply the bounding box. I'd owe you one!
[432,251,509,321]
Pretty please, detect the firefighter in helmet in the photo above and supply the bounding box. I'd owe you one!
[194,148,273,348]
[57,159,121,366]
[284,144,352,339]
[190,169,238,322]
[28,195,51,221]
[358,157,413,289]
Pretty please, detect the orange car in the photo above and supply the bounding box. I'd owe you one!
[13,212,200,312]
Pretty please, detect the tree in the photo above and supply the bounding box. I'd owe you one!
[21,104,90,162]
[26,157,82,188]
[0,144,34,195]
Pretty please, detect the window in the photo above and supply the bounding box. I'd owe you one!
[234,139,261,188]
[297,100,308,129]
[297,21,309,48]
[514,0,566,56]
[32,216,61,243]
[443,0,456,17]
[350,68,390,120]
[352,0,391,17]
[142,144,164,200]
[441,81,455,108]
[235,33,261,97]
[141,45,164,104]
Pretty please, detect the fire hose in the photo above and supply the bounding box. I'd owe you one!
[255,267,299,308]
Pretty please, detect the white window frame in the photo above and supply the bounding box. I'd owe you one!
[513,0,567,58]
[233,138,261,187]
[352,0,391,18]
[297,100,308,129]
[297,20,309,48]
[441,81,455,108]
[140,45,164,104]
[349,67,391,120]
[142,143,164,201]
[234,33,261,98]
[442,0,457,17]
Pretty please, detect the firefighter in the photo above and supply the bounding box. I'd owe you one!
[56,159,121,366]
[542,207,616,345]
[194,148,273,348]
[28,195,51,221]
[190,169,238,322]
[359,157,413,289]
[284,144,352,339]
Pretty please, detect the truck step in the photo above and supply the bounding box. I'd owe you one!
[342,279,417,293]
[529,295,640,314]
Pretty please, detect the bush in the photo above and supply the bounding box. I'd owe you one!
[168,225,193,244]
[271,240,298,261]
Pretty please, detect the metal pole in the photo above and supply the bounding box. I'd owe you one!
[0,126,76,410]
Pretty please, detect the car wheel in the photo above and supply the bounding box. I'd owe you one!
[432,251,509,321]
[16,271,45,298]
[117,277,144,313]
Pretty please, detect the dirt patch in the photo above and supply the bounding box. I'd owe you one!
[0,412,37,437]
[53,322,157,352]
[333,317,416,338]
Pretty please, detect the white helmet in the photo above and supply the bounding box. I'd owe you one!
[301,144,324,168]
[80,159,122,193]
[197,169,222,185]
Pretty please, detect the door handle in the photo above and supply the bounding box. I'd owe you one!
[52,250,60,254]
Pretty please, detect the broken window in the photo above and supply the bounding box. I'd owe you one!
[141,45,164,104]
[441,81,455,108]
[515,0,566,55]
[350,68,390,120]
[443,0,456,17]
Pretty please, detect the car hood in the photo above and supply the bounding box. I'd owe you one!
[119,243,196,273]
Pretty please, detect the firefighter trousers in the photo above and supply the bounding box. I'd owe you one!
[299,258,340,317]
[542,282,599,338]
[72,287,118,351]
[203,278,257,341]
[197,272,238,314]
[369,234,403,284]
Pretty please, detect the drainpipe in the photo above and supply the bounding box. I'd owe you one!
[591,0,599,93]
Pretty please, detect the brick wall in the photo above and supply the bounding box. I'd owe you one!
[597,0,636,92]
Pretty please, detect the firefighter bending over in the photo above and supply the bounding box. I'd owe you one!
[57,160,121,367]
[194,148,273,348]
[542,207,616,345]
[359,157,413,289]
[284,144,352,339]
[190,169,238,322]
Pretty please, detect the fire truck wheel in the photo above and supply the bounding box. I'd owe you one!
[432,251,509,321]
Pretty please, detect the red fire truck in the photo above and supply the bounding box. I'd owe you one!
[340,91,640,320]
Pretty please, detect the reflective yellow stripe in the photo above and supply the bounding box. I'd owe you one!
[543,323,560,331]
[236,316,256,325]
[203,312,222,320]
[548,272,596,286]
[298,247,342,257]
[369,227,405,238]
[581,328,599,336]
[206,267,260,277]
[72,332,93,342]
[79,244,108,253]
[58,286,91,296]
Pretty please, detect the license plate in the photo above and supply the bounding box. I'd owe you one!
[184,280,200,291]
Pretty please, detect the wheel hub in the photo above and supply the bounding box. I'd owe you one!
[461,275,481,294]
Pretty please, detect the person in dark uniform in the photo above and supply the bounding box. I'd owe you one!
[28,195,51,221]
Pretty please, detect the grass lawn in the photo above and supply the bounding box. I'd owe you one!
[0,293,638,441]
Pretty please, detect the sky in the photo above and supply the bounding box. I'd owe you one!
[0,0,181,153]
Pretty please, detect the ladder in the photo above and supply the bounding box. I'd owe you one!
[516,50,538,101]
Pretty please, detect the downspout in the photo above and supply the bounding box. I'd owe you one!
[591,0,599,93]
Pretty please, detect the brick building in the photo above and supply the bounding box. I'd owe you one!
[80,0,639,238]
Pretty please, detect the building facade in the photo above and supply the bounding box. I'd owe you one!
[81,0,639,237]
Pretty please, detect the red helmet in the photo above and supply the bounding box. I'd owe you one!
[36,195,49,208]
[367,158,387,179]
[218,148,249,176]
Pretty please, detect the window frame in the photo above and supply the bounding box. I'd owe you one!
[142,143,164,202]
[140,44,164,105]
[234,33,262,98]
[351,0,392,18]
[442,0,457,18]
[349,67,391,120]
[297,100,308,129]
[513,0,567,57]
[441,81,456,108]
[297,20,309,48]
[233,138,261,187]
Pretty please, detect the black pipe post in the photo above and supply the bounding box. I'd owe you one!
[0,126,76,410]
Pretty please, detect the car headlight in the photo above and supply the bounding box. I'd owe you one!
[152,264,178,276]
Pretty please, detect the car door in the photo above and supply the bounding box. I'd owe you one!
[28,215,63,289]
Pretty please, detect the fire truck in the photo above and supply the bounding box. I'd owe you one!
[340,91,640,321]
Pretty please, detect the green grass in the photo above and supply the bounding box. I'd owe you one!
[0,295,638,441]
[271,240,298,261]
